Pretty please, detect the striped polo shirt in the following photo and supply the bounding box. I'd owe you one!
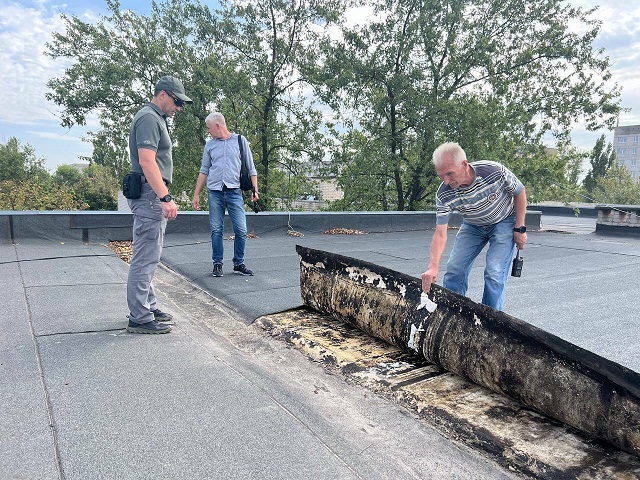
[435,161,523,226]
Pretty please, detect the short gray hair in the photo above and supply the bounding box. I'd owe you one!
[432,142,466,167]
[205,112,226,126]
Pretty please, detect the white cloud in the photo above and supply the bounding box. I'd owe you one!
[555,0,640,150]
[0,1,101,169]
[27,129,85,141]
[0,3,71,124]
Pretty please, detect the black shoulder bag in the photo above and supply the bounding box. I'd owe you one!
[237,134,253,192]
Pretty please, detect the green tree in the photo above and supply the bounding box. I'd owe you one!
[0,138,94,211]
[46,0,204,200]
[45,0,345,212]
[53,164,83,187]
[316,0,621,210]
[194,0,345,210]
[583,134,616,194]
[591,163,640,205]
[53,164,118,210]
[0,137,48,182]
[76,164,118,210]
[0,179,87,211]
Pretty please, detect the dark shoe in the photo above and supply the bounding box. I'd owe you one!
[152,308,173,322]
[126,319,172,334]
[212,263,223,277]
[233,263,253,276]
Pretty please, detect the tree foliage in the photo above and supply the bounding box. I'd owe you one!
[199,0,347,210]
[46,0,203,200]
[0,137,117,211]
[0,137,48,182]
[0,179,85,211]
[53,164,83,187]
[0,138,86,210]
[53,164,118,210]
[315,0,621,210]
[44,0,621,212]
[45,0,345,211]
[583,134,616,194]
[591,163,640,205]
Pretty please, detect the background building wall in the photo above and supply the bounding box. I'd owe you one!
[613,125,640,180]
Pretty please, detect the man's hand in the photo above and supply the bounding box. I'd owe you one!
[421,266,439,293]
[251,190,259,203]
[514,232,527,250]
[192,196,201,210]
[162,200,178,220]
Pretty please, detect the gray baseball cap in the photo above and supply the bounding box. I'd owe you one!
[155,76,193,103]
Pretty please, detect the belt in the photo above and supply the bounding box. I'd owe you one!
[142,176,169,186]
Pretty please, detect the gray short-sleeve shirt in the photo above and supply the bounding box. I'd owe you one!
[128,102,173,184]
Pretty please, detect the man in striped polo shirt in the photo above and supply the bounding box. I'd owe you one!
[421,142,528,311]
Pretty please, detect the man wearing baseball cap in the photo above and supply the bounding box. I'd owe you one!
[125,75,192,334]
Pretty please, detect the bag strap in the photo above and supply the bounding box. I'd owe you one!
[238,134,247,172]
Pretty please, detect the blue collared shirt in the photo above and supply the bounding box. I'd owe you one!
[199,133,258,191]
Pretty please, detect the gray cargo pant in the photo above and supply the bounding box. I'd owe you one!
[127,183,167,324]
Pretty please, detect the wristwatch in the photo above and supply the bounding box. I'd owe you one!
[159,194,172,202]
[513,226,526,233]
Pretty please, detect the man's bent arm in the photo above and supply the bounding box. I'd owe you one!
[139,147,177,220]
[421,224,448,293]
[514,187,527,228]
[139,148,170,198]
[513,187,528,250]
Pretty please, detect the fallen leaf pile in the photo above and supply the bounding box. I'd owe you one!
[225,233,259,241]
[108,240,133,263]
[324,228,367,235]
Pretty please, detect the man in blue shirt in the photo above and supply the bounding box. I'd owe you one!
[421,142,528,311]
[192,112,259,277]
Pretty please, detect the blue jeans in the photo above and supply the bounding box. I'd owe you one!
[208,188,247,266]
[443,216,516,311]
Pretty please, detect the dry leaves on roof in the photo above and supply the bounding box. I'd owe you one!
[108,240,133,263]
[225,233,259,241]
[324,228,367,235]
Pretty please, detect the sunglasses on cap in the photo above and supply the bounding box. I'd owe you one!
[165,90,184,107]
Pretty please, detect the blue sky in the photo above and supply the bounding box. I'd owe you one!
[1,0,639,172]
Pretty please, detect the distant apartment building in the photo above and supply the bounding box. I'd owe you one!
[613,125,640,180]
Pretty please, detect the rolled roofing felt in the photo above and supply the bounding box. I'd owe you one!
[296,244,640,457]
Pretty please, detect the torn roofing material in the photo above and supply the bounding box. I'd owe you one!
[296,244,640,458]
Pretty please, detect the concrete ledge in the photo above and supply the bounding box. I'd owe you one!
[0,215,10,243]
[596,204,640,236]
[0,210,543,243]
[530,203,598,218]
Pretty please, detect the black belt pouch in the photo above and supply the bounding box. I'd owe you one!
[122,172,143,199]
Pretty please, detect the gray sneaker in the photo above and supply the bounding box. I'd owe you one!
[126,319,172,334]
[212,263,223,277]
